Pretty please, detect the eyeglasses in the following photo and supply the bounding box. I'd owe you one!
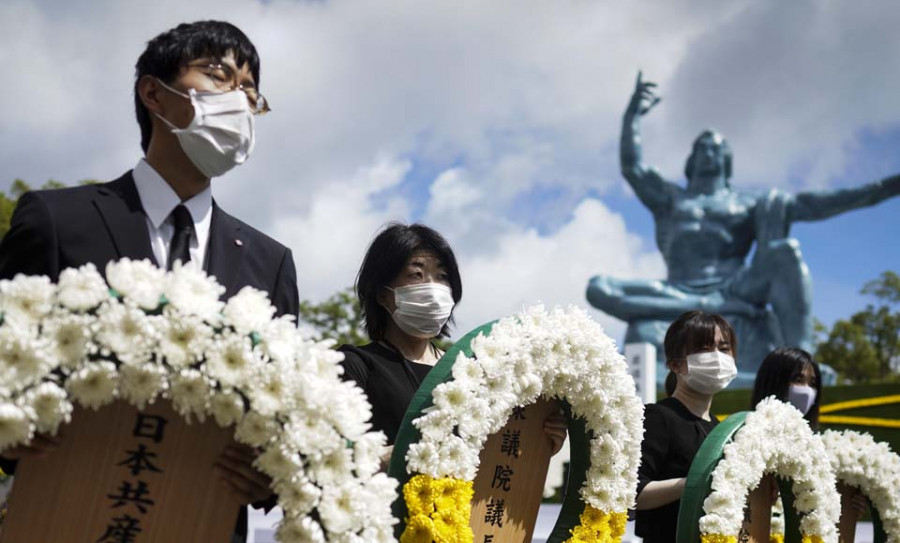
[187,61,270,115]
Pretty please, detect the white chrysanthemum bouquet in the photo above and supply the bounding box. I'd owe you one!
[821,429,900,543]
[0,259,396,542]
[400,305,644,543]
[699,397,841,543]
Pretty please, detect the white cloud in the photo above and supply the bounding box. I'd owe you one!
[445,197,664,340]
[271,155,412,298]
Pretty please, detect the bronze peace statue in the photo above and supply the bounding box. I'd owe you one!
[587,72,900,382]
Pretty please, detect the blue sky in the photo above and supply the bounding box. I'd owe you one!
[1,0,898,343]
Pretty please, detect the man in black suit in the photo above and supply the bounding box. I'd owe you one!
[0,21,297,542]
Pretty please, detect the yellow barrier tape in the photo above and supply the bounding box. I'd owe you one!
[819,394,900,414]
[819,415,900,429]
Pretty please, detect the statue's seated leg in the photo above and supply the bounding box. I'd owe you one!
[586,275,706,322]
[731,238,813,352]
[624,319,670,364]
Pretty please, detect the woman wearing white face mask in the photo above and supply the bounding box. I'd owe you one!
[338,224,463,463]
[338,223,568,468]
[635,310,738,543]
[751,347,822,428]
[749,348,867,530]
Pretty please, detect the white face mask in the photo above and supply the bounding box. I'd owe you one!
[388,283,455,339]
[788,384,817,415]
[682,350,737,394]
[154,79,255,178]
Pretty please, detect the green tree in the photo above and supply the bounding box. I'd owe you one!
[298,287,368,346]
[815,271,900,383]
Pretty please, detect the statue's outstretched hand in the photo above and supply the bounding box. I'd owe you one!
[627,71,661,117]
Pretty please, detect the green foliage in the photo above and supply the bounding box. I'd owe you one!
[298,287,368,346]
[815,271,900,383]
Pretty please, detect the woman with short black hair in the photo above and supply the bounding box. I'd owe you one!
[751,347,822,428]
[339,223,462,453]
[339,222,566,468]
[635,310,738,542]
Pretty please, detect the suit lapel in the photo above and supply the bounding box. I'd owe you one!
[207,203,245,299]
[93,172,157,264]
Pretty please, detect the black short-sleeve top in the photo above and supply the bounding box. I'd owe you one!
[635,397,719,543]
[337,342,433,445]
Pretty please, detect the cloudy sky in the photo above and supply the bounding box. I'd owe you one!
[2,0,899,343]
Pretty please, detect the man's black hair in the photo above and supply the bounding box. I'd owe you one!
[134,21,260,153]
[356,223,463,341]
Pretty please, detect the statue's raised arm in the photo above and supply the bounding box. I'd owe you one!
[620,71,676,213]
[787,173,900,224]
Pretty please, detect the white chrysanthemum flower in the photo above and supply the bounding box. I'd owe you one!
[284,411,343,456]
[66,361,118,410]
[0,274,55,327]
[254,441,303,482]
[325,381,372,440]
[406,442,441,476]
[210,389,245,427]
[353,432,388,479]
[95,301,158,364]
[21,381,72,435]
[222,286,276,334]
[0,329,54,391]
[247,364,287,417]
[163,263,225,321]
[308,447,354,486]
[318,481,366,534]
[258,315,299,363]
[204,334,258,389]
[275,516,325,543]
[105,259,165,310]
[119,362,167,409]
[436,435,479,480]
[274,476,321,516]
[57,263,108,311]
[234,411,278,447]
[157,312,213,368]
[450,353,484,386]
[0,402,33,452]
[431,381,470,413]
[167,368,210,422]
[43,313,93,369]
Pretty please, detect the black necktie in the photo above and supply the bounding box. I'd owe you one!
[166,205,193,270]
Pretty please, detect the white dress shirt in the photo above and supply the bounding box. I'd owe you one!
[132,159,213,269]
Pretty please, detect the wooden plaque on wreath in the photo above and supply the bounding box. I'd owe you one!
[469,398,558,543]
[1,400,242,543]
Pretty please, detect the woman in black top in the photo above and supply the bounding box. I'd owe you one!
[339,223,461,451]
[339,223,567,467]
[636,311,738,543]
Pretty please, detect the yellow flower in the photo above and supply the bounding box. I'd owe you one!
[401,514,436,543]
[404,474,437,516]
[609,512,627,539]
[770,535,785,543]
[701,535,738,543]
[434,478,474,511]
[801,536,824,543]
[564,508,631,543]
